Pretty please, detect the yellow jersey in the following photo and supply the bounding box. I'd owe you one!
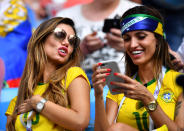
[6,67,90,131]
[107,69,183,131]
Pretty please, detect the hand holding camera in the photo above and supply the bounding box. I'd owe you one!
[102,17,124,51]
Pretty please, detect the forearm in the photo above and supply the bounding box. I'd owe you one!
[41,101,89,130]
[150,94,184,131]
[95,94,110,131]
[142,94,182,131]
[149,105,178,131]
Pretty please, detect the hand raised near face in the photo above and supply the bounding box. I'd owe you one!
[105,28,124,52]
[80,32,104,55]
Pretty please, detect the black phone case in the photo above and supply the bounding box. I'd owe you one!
[102,19,120,33]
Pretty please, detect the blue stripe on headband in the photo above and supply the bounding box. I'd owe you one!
[120,14,164,36]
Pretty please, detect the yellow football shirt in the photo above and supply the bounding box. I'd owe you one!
[6,67,90,131]
[107,69,183,131]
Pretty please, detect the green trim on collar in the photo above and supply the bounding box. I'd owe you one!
[135,67,169,86]
[166,68,170,73]
[136,75,156,87]
[38,82,45,85]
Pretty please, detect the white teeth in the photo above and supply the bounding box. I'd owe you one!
[59,49,65,53]
[132,50,143,55]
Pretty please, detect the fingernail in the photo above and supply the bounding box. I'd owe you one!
[91,32,97,36]
[98,63,102,66]
[106,73,110,76]
[110,82,114,85]
[114,73,118,76]
[103,78,106,82]
[107,68,111,72]
[112,89,118,92]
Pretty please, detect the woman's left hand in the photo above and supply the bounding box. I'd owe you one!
[17,95,43,114]
[111,73,154,105]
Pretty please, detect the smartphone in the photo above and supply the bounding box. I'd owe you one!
[102,18,120,33]
[100,61,124,95]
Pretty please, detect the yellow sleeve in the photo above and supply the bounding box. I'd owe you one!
[64,67,91,89]
[155,124,168,131]
[106,90,119,103]
[5,96,17,116]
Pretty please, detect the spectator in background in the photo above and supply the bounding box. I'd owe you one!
[56,0,139,84]
[6,17,90,131]
[0,0,32,88]
[141,0,184,51]
[169,45,184,73]
[175,38,184,72]
[177,38,184,63]
[23,0,71,28]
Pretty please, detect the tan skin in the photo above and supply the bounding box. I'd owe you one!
[92,30,184,131]
[169,47,184,72]
[79,0,124,55]
[7,24,90,130]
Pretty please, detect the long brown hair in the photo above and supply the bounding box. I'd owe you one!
[6,17,82,130]
[121,6,174,79]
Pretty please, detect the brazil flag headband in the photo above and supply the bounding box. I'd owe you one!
[120,14,164,37]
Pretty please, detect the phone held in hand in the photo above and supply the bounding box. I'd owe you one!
[100,61,124,95]
[102,18,120,33]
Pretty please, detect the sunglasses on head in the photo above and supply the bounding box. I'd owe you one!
[53,27,80,47]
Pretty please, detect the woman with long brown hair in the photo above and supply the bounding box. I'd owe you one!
[92,6,184,131]
[6,17,90,131]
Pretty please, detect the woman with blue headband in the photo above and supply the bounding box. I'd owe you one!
[92,6,184,131]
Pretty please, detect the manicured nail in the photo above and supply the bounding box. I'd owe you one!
[103,78,106,82]
[114,73,118,76]
[107,68,111,72]
[110,82,114,85]
[98,63,102,66]
[91,31,97,36]
[106,73,110,76]
[112,89,118,92]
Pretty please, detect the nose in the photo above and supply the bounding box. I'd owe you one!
[62,37,69,47]
[130,37,138,48]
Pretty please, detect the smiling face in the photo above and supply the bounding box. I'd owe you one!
[44,23,76,66]
[123,30,157,67]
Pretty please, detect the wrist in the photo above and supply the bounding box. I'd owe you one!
[94,91,103,98]
[142,93,155,106]
[145,100,158,112]
[35,98,47,113]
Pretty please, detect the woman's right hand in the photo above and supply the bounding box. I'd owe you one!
[80,32,104,55]
[92,63,111,97]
